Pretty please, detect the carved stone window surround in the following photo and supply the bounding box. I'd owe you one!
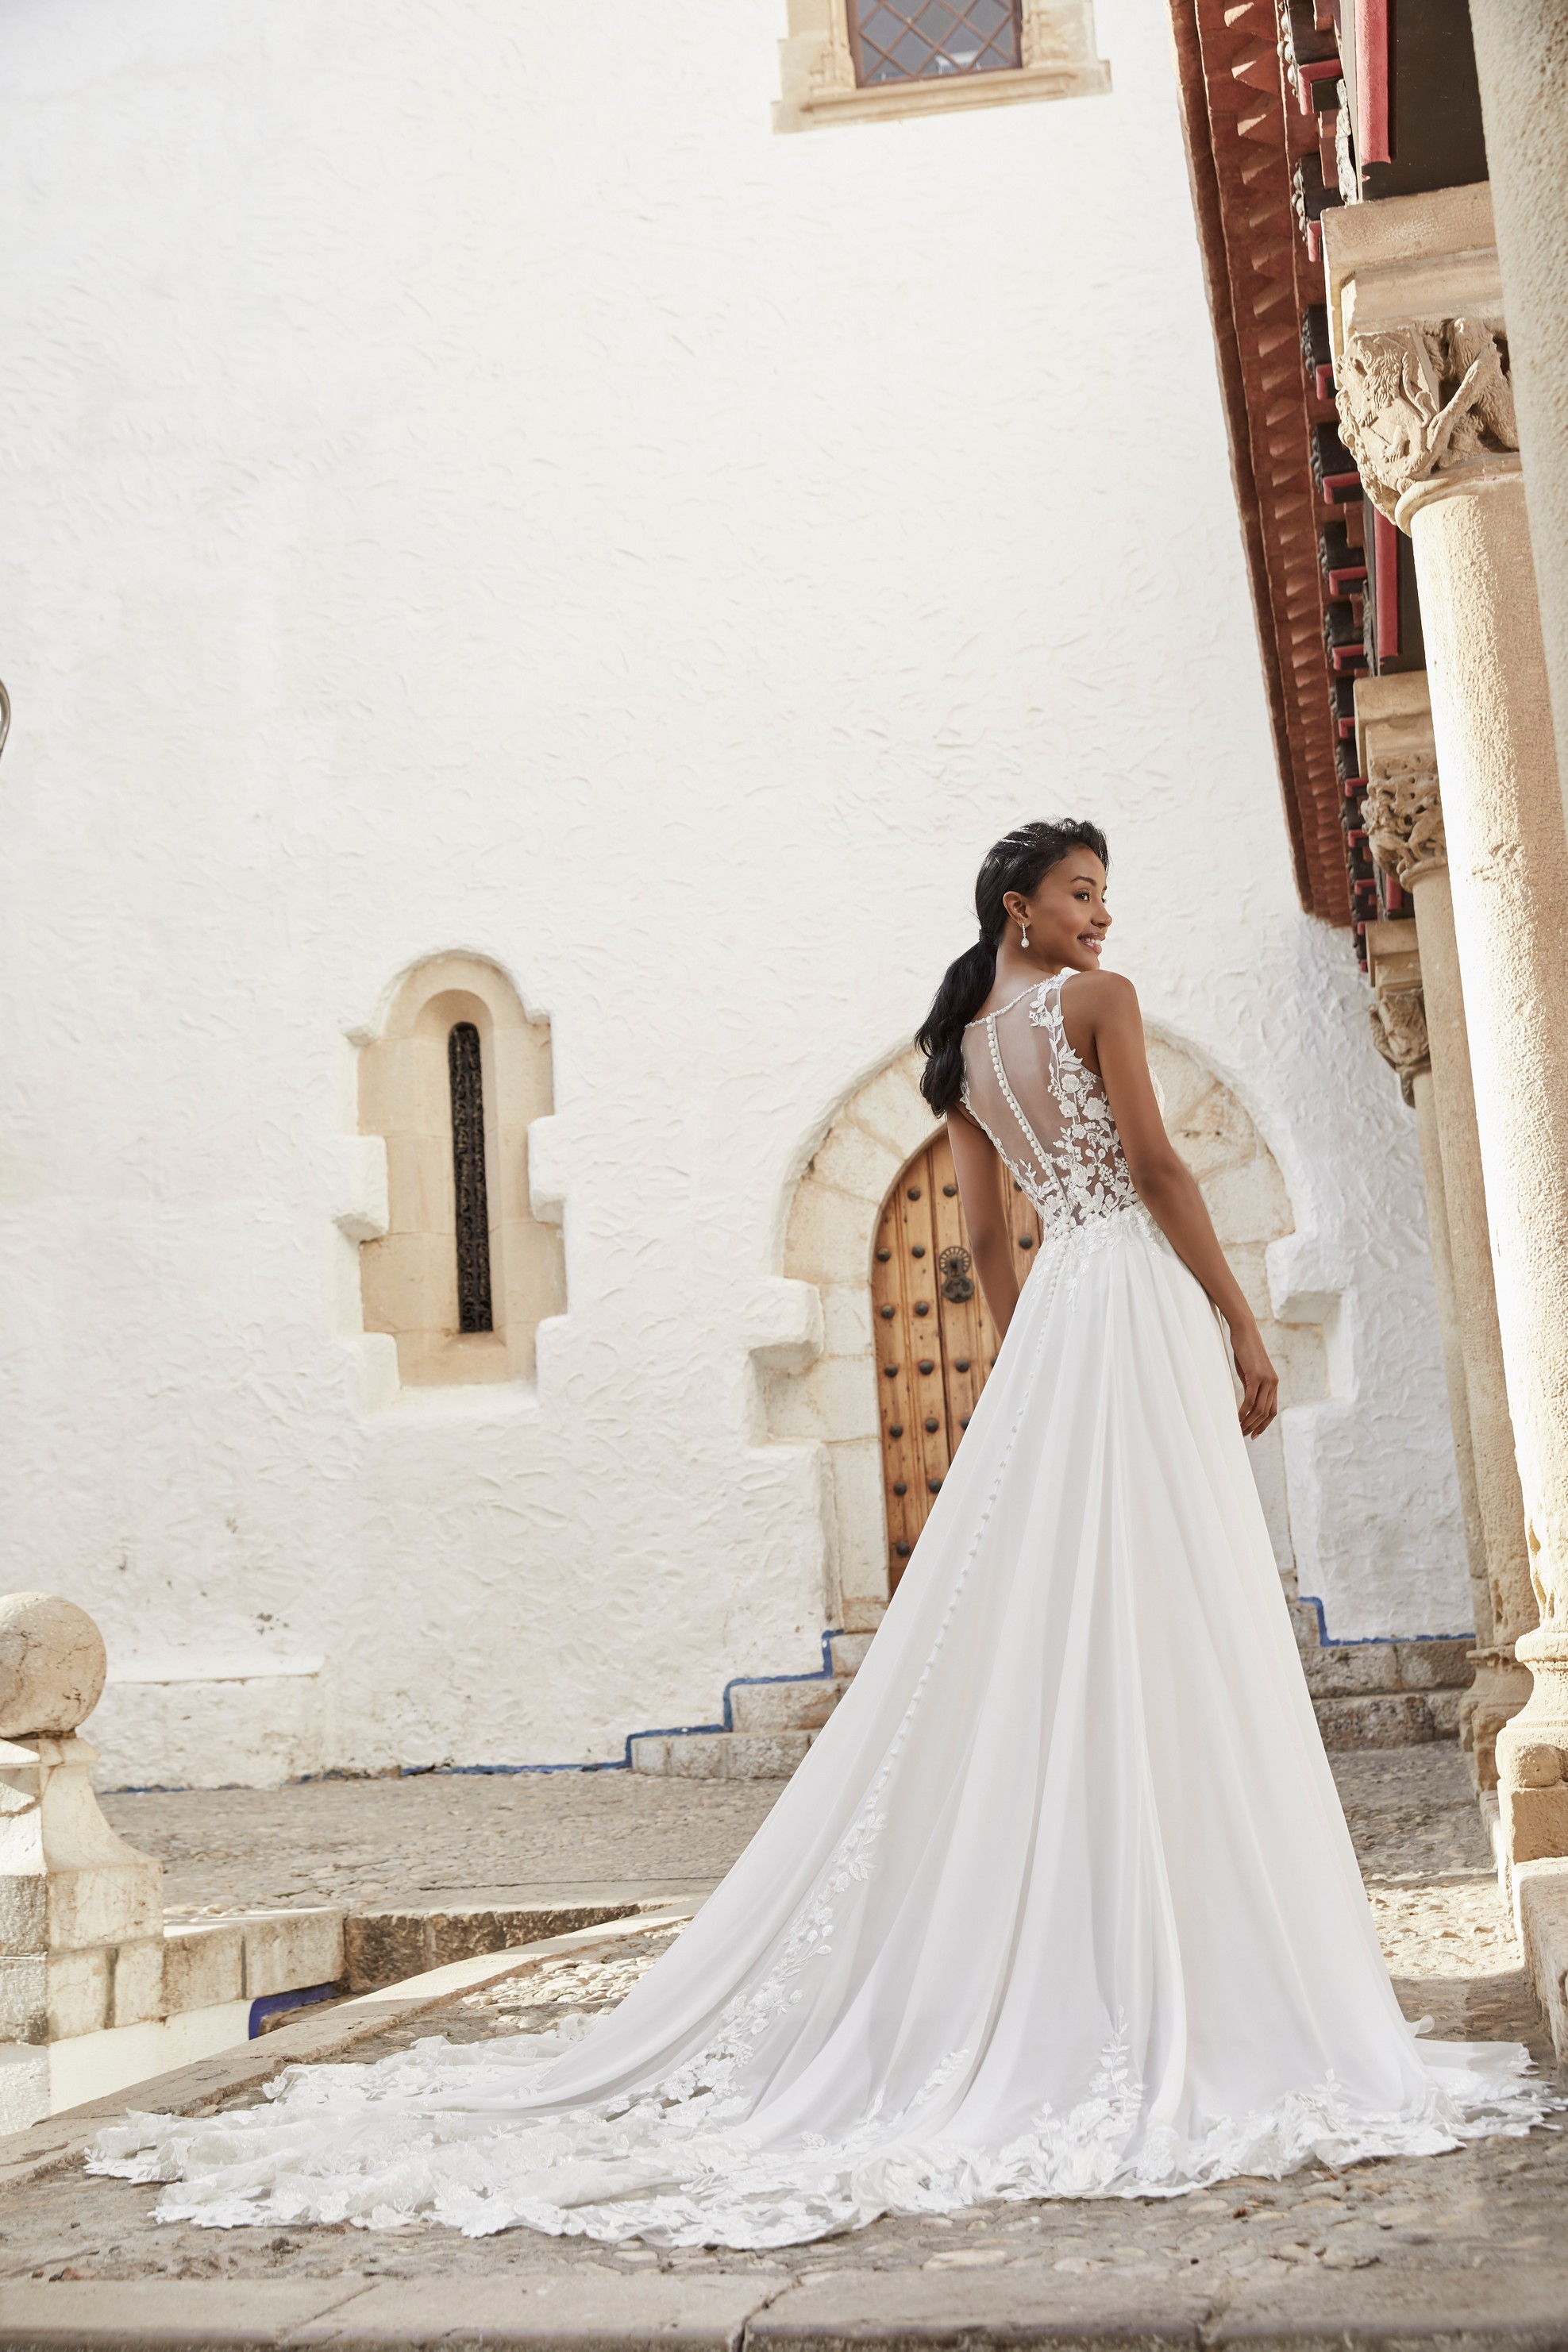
[773,0,1108,133]
[353,954,565,1392]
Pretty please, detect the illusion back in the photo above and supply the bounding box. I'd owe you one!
[960,971,1139,1237]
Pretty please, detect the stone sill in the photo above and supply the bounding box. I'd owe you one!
[775,59,1110,133]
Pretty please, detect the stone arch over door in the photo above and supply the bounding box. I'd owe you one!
[762,1036,1324,1633]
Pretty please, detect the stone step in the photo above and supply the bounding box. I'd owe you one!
[629,1732,813,1779]
[635,1600,1474,1779]
[728,1676,849,1735]
[1313,1688,1464,1749]
[830,1632,875,1676]
[1288,1590,1466,1742]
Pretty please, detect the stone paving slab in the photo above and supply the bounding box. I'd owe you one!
[299,2270,790,2348]
[745,2268,1211,2347]
[1206,2267,1568,2346]
[0,2276,372,2347]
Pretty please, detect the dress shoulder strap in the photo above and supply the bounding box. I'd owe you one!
[963,971,1069,1031]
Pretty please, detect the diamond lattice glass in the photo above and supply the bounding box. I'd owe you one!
[848,0,1022,85]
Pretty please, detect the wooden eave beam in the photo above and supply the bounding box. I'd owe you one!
[1165,0,1351,923]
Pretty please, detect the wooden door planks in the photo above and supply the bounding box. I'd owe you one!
[873,1132,1043,1596]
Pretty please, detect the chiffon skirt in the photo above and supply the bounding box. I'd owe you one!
[93,1205,1548,2246]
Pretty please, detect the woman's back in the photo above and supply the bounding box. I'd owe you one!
[960,970,1139,1236]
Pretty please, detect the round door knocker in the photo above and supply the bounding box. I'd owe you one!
[939,1245,975,1302]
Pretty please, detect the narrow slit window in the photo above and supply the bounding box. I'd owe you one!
[848,0,1021,85]
[448,1022,494,1333]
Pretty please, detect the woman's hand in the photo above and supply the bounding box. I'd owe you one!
[1228,1318,1279,1439]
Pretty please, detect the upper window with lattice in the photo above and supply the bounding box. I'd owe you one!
[775,0,1107,130]
[849,0,1020,86]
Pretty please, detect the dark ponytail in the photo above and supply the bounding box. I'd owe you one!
[915,819,1109,1115]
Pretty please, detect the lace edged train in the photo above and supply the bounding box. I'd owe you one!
[90,2020,1555,2248]
[85,1199,1562,2253]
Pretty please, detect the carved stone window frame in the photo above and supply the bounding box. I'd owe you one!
[354,954,564,1390]
[774,0,1108,133]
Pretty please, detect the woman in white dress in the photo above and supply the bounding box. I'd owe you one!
[96,820,1548,2246]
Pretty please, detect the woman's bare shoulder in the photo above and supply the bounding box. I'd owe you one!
[1062,967,1141,1020]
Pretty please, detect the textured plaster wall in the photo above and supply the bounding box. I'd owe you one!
[0,0,1468,1786]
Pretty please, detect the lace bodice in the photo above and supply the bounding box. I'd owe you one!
[960,971,1139,1237]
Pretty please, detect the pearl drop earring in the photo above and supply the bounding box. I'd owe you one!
[1019,918,1031,951]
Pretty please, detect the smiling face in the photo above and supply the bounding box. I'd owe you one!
[1003,851,1111,972]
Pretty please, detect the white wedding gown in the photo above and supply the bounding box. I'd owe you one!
[94,972,1549,2245]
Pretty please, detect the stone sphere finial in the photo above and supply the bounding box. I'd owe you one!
[0,1594,108,1738]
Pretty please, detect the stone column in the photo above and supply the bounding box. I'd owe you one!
[1468,10,1568,836]
[1327,187,1568,1862]
[1408,1066,1483,1589]
[1359,908,1489,1648]
[1358,675,1536,1787]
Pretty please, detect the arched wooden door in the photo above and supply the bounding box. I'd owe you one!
[872,1131,1044,1593]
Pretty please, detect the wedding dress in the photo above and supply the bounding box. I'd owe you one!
[93,970,1549,2246]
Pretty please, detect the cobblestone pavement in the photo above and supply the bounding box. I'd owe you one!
[101,1770,781,1918]
[9,1745,1559,2300]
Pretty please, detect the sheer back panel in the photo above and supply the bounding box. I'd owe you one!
[960,973,1138,1235]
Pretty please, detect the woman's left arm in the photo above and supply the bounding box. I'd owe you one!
[1081,973,1278,1439]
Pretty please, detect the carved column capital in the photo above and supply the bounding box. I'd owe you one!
[1335,319,1519,526]
[1362,755,1446,883]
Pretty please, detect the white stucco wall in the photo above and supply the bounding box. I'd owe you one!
[0,0,1468,1786]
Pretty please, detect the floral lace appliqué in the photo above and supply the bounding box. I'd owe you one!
[961,973,1140,1238]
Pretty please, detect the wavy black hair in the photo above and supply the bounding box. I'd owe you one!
[915,820,1110,1115]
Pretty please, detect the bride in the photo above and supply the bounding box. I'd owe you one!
[95,819,1548,2246]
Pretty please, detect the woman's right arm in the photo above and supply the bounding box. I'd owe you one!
[947,1112,1020,1336]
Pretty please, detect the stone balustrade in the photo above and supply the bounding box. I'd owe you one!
[0,1593,344,2130]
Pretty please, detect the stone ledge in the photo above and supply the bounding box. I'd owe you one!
[1207,2262,1568,2346]
[343,1900,648,1992]
[0,2269,789,2350]
[6,2265,1568,2351]
[306,2271,788,2348]
[1512,1857,1568,2062]
[233,1907,344,2000]
[630,1733,811,1780]
[0,1907,695,2196]
[748,2266,1208,2346]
